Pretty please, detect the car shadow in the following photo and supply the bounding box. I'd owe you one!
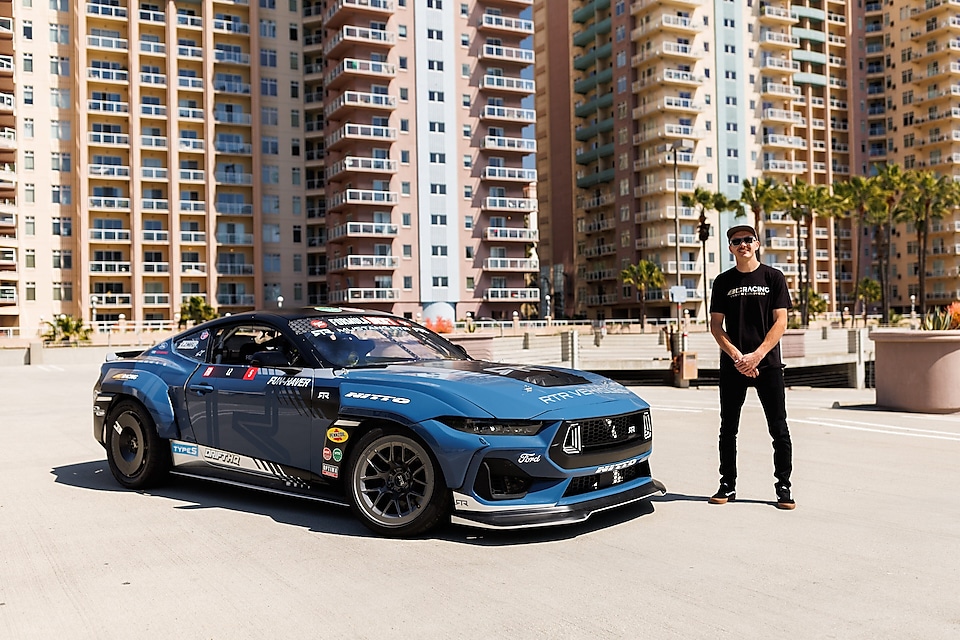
[52,460,663,544]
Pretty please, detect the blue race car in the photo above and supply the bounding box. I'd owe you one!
[93,308,665,537]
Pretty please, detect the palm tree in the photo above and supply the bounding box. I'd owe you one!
[784,180,833,327]
[833,175,883,318]
[874,163,910,323]
[179,295,218,328]
[737,177,787,248]
[899,170,960,316]
[856,277,882,327]
[42,315,92,344]
[620,260,666,331]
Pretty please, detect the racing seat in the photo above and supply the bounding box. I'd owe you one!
[238,341,260,364]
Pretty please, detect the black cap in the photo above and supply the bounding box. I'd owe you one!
[726,224,758,241]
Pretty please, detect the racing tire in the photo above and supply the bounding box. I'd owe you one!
[346,427,449,537]
[104,400,170,490]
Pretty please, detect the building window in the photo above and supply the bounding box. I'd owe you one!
[432,276,449,287]
[403,276,413,290]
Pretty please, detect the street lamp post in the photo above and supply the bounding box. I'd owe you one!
[697,214,710,321]
[90,295,98,333]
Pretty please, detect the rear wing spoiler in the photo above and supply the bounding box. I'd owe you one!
[105,349,146,362]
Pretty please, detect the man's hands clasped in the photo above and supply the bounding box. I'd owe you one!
[732,350,760,378]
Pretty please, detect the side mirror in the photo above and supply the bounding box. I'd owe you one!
[249,350,290,367]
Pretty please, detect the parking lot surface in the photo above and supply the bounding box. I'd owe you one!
[1,363,958,639]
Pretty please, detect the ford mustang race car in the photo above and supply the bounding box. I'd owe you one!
[93,308,665,537]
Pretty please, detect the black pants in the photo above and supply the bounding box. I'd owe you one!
[718,364,792,489]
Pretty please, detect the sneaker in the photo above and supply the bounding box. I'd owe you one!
[776,485,796,510]
[708,484,736,504]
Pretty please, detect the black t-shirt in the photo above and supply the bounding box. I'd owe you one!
[710,263,792,370]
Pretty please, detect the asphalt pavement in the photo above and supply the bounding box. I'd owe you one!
[1,363,958,639]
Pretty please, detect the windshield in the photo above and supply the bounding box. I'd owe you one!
[290,315,467,368]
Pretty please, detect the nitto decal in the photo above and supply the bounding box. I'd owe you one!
[326,427,349,444]
[332,448,343,463]
[322,463,339,479]
[172,442,198,457]
[517,453,541,464]
[595,459,638,475]
[243,367,259,381]
[204,448,242,466]
[343,391,410,404]
[266,376,311,387]
[322,447,332,461]
[112,372,139,381]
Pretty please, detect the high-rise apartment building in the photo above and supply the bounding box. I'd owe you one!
[0,0,538,337]
[537,0,870,322]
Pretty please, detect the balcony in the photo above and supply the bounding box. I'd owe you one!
[480,74,535,94]
[180,231,206,243]
[87,35,129,51]
[215,232,254,246]
[322,0,395,31]
[181,262,208,274]
[143,293,170,306]
[180,201,206,213]
[760,5,799,24]
[478,13,534,36]
[88,132,129,146]
[328,255,399,271]
[483,257,539,271]
[324,91,397,120]
[325,58,396,88]
[326,156,398,180]
[329,288,399,303]
[213,110,252,125]
[89,197,131,210]
[142,261,170,274]
[482,166,538,182]
[214,50,251,66]
[485,227,538,242]
[89,261,132,273]
[216,202,254,215]
[324,25,396,57]
[213,79,252,95]
[762,108,805,125]
[87,67,130,83]
[217,294,256,306]
[482,197,538,212]
[329,221,399,239]
[328,189,399,210]
[142,230,170,243]
[214,171,253,185]
[483,288,540,301]
[212,18,250,34]
[327,122,398,149]
[481,105,536,123]
[481,135,536,153]
[763,134,807,149]
[214,140,253,154]
[90,229,130,242]
[216,263,255,275]
[88,99,130,114]
[142,198,169,211]
[760,29,800,48]
[0,286,16,304]
[479,43,534,65]
[761,83,802,98]
[583,243,616,258]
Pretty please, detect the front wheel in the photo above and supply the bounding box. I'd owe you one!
[104,400,169,489]
[347,428,449,537]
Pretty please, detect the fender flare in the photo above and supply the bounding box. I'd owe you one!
[100,370,179,440]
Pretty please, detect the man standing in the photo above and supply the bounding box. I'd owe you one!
[708,225,795,510]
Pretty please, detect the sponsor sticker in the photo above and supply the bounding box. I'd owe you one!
[200,330,209,339]
[332,448,343,463]
[309,318,328,329]
[343,391,410,404]
[171,442,198,457]
[322,463,339,479]
[243,367,259,381]
[204,447,242,466]
[177,340,199,350]
[266,376,311,387]
[517,453,541,464]
[202,366,215,377]
[111,372,139,381]
[326,427,349,444]
[322,447,332,461]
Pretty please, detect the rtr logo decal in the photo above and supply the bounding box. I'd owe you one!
[326,427,349,444]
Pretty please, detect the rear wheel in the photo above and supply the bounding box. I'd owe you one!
[347,427,449,537]
[105,400,169,489]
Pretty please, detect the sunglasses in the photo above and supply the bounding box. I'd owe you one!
[729,236,756,246]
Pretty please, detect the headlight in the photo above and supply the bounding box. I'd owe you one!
[439,417,544,436]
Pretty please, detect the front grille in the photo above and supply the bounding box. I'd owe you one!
[575,411,649,450]
[565,460,650,497]
[549,410,652,470]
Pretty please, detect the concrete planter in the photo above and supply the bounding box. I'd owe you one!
[870,330,960,413]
